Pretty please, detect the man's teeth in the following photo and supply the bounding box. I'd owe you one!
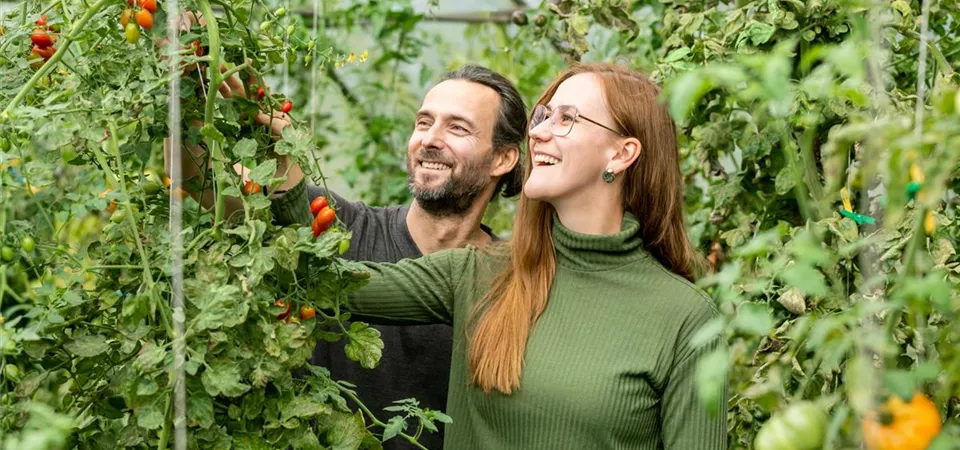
[422,162,451,170]
[534,154,561,165]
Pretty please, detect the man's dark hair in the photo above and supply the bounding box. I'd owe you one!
[438,65,526,198]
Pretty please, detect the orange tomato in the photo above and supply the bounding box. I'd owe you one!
[135,9,153,30]
[243,180,262,195]
[863,393,941,450]
[300,306,316,320]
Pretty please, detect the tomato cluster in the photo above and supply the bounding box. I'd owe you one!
[274,299,316,323]
[121,0,157,44]
[310,196,336,237]
[29,14,56,69]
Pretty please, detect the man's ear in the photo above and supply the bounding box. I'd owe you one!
[606,137,641,176]
[490,145,520,178]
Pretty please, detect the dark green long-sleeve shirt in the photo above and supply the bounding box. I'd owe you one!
[346,212,728,450]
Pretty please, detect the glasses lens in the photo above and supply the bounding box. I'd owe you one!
[530,105,547,130]
[554,105,576,136]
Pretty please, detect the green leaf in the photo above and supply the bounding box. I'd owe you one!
[200,123,226,144]
[281,396,332,422]
[664,47,691,63]
[780,262,828,297]
[344,322,384,369]
[741,21,776,47]
[732,302,774,336]
[248,159,278,186]
[232,138,258,158]
[382,416,406,442]
[695,346,729,416]
[667,71,712,122]
[775,163,798,195]
[201,361,250,398]
[188,393,215,429]
[324,411,368,450]
[64,334,109,358]
[690,316,726,349]
[569,14,590,35]
[188,284,250,332]
[137,399,164,430]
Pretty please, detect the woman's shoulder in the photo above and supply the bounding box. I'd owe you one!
[638,257,719,323]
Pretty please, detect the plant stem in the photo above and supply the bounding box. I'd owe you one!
[1,0,113,119]
[195,0,227,237]
[106,121,155,291]
[157,389,174,450]
[336,384,429,450]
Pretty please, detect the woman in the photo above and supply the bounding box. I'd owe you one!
[313,63,727,449]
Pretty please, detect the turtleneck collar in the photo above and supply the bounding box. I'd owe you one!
[551,211,650,272]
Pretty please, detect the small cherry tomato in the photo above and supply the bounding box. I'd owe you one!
[191,40,204,56]
[135,9,153,30]
[243,180,262,195]
[1,246,14,262]
[31,29,55,48]
[125,22,140,43]
[256,86,265,99]
[120,8,134,28]
[300,306,316,320]
[139,0,158,14]
[35,14,48,27]
[310,196,328,215]
[338,239,350,255]
[312,206,336,237]
[20,236,35,253]
[281,100,293,114]
[275,299,292,320]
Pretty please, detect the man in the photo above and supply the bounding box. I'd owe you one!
[168,65,527,449]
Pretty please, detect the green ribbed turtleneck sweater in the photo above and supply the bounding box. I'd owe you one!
[345,213,727,450]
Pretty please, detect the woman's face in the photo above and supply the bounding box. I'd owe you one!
[523,73,626,204]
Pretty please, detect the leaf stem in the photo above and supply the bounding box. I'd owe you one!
[336,383,429,450]
[195,0,227,237]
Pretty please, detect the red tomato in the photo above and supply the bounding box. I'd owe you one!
[310,196,328,215]
[191,40,204,56]
[35,14,48,26]
[32,44,55,61]
[139,0,158,14]
[135,9,153,30]
[312,206,336,237]
[31,29,55,48]
[281,100,293,114]
[243,180,262,195]
[256,86,265,99]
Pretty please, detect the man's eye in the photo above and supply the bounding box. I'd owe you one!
[561,114,575,123]
[452,125,467,132]
[416,120,431,128]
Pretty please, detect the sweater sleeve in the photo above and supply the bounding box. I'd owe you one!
[344,247,473,326]
[270,177,313,226]
[660,303,728,450]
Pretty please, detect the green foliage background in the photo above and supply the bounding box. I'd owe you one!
[1,0,959,449]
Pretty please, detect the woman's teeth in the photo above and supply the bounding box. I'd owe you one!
[534,154,560,165]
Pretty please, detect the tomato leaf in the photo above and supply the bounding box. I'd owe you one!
[248,159,277,185]
[188,393,215,429]
[281,396,332,422]
[344,322,384,369]
[323,410,368,450]
[382,416,406,442]
[233,138,258,158]
[188,284,249,332]
[137,398,164,430]
[201,361,250,398]
[64,334,110,358]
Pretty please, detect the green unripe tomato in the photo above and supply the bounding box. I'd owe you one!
[260,20,272,32]
[274,7,286,17]
[0,246,14,262]
[125,22,140,43]
[20,236,35,253]
[754,401,828,450]
[338,239,350,255]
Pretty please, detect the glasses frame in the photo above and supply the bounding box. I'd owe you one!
[530,104,625,137]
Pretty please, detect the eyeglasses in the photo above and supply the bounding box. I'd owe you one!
[529,104,624,137]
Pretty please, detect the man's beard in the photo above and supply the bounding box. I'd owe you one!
[407,148,493,217]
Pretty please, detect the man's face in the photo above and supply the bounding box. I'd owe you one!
[406,79,501,216]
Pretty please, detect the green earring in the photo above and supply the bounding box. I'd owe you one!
[602,169,615,183]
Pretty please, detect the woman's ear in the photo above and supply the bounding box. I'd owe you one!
[606,137,642,176]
